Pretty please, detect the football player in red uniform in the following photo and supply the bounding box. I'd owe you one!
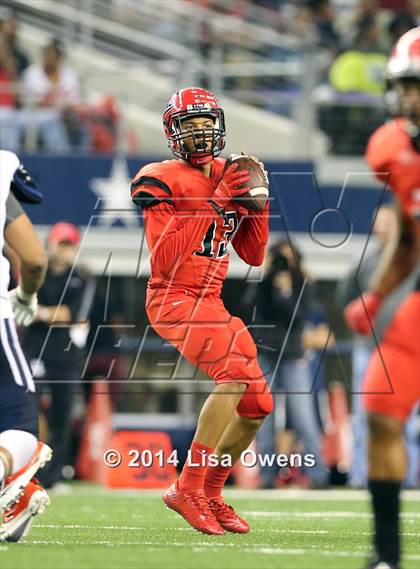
[344,28,420,569]
[130,87,273,535]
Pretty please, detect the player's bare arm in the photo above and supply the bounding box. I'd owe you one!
[370,201,419,299]
[33,304,71,324]
[3,242,21,279]
[4,213,47,295]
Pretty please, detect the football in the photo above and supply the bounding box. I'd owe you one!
[224,153,269,211]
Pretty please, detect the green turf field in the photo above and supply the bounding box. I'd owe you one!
[1,485,419,569]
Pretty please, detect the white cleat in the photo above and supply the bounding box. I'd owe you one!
[0,479,50,542]
[0,442,52,512]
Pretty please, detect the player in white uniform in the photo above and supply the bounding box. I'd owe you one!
[0,150,52,542]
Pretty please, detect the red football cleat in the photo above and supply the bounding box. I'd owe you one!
[0,479,50,542]
[163,481,224,535]
[209,496,250,534]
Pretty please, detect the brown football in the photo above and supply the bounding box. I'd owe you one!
[224,153,269,211]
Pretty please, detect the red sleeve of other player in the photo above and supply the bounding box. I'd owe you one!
[231,203,269,266]
[365,123,393,184]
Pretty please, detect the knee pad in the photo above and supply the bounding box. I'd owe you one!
[236,378,274,419]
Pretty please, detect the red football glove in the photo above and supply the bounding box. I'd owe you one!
[208,163,251,214]
[344,291,381,335]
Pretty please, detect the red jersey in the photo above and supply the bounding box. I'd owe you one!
[130,158,269,296]
[365,118,420,220]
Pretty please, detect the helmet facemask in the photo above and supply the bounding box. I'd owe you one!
[396,77,420,121]
[166,109,226,165]
[390,77,420,148]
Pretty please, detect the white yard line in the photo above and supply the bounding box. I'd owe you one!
[72,486,420,502]
[34,524,145,530]
[30,540,65,545]
[34,524,331,534]
[244,548,366,557]
[33,523,420,538]
[225,489,420,501]
[242,549,420,560]
[243,511,420,519]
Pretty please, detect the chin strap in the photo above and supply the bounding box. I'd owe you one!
[188,153,214,166]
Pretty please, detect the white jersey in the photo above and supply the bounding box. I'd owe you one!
[0,150,20,320]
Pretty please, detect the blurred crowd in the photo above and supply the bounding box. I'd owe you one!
[192,0,418,69]
[109,0,419,154]
[0,7,121,154]
[195,0,419,153]
[110,0,418,90]
[1,1,419,155]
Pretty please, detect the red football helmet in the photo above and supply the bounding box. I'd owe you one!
[163,87,226,165]
[387,27,420,80]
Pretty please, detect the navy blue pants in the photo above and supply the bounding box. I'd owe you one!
[0,318,38,437]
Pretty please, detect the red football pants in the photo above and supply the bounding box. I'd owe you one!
[146,289,273,419]
[363,291,420,422]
